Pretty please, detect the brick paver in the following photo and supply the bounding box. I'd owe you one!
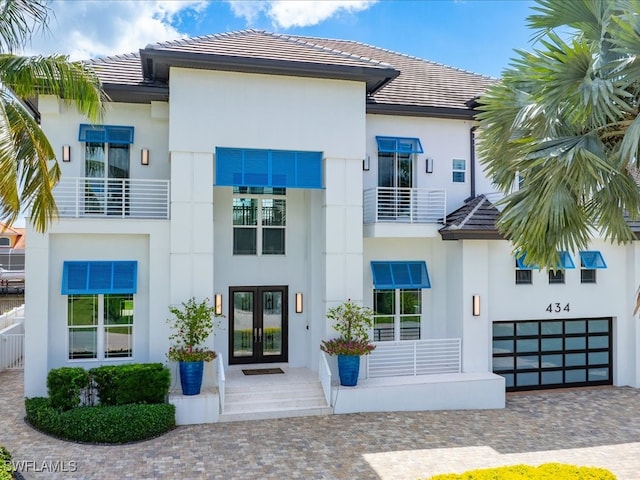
[2,370,640,479]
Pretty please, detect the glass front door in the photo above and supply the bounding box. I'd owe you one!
[229,286,288,364]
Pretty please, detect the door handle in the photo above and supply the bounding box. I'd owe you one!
[254,328,258,342]
[258,328,262,342]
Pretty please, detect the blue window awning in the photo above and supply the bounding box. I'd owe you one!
[558,251,575,269]
[62,261,138,295]
[215,147,323,189]
[371,261,431,289]
[579,251,607,269]
[376,136,424,154]
[515,254,539,270]
[78,124,135,144]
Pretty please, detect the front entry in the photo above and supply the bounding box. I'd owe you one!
[229,286,288,364]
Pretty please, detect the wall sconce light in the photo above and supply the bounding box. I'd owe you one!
[141,148,150,166]
[295,292,303,313]
[214,293,223,316]
[62,145,71,162]
[363,155,370,171]
[425,157,433,173]
[472,294,480,316]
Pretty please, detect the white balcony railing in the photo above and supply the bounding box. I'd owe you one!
[363,187,446,224]
[53,177,170,219]
[366,338,461,378]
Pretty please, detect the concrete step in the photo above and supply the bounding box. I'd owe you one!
[219,405,334,423]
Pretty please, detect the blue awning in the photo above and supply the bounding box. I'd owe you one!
[515,254,539,270]
[579,251,607,269]
[371,261,431,289]
[62,261,138,295]
[376,136,423,154]
[558,251,575,269]
[78,124,135,144]
[215,147,323,189]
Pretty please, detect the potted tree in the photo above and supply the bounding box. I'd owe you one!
[167,297,219,396]
[320,300,375,386]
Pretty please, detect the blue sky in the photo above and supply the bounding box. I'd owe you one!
[29,0,539,79]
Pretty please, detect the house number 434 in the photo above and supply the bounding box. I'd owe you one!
[546,302,570,313]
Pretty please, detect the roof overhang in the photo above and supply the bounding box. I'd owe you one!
[139,48,400,95]
[439,229,504,241]
[367,102,478,120]
[101,83,169,103]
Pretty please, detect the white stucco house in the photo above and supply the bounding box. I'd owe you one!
[22,30,640,421]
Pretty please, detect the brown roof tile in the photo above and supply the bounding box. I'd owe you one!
[439,195,502,240]
[84,30,495,111]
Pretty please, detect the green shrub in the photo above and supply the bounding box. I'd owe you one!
[428,463,616,479]
[25,397,175,444]
[89,363,170,406]
[0,446,13,480]
[47,367,90,411]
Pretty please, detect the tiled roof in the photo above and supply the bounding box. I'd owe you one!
[439,195,502,240]
[298,36,495,111]
[84,29,495,111]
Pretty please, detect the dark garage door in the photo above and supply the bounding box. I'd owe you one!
[492,318,612,391]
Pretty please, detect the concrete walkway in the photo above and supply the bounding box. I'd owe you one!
[3,369,640,479]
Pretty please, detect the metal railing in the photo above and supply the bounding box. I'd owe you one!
[366,338,461,378]
[319,351,333,406]
[53,177,170,219]
[363,187,446,224]
[217,355,226,414]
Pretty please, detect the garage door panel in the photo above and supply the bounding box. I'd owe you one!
[493,317,612,392]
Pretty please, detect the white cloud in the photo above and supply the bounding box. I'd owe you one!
[24,0,207,60]
[228,0,376,29]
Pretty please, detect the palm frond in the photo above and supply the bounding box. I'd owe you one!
[0,0,49,54]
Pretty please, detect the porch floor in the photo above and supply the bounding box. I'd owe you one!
[219,363,333,422]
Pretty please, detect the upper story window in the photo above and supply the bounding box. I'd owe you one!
[452,159,466,183]
[579,251,606,284]
[376,136,423,191]
[0,237,11,247]
[233,189,286,255]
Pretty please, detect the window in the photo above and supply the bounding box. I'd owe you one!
[0,237,10,247]
[452,159,466,183]
[373,289,422,341]
[68,294,134,360]
[233,190,286,255]
[549,270,565,284]
[515,256,533,285]
[580,255,597,283]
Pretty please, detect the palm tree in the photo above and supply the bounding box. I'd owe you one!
[0,0,105,232]
[477,0,640,269]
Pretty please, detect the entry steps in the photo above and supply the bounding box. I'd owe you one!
[219,372,333,422]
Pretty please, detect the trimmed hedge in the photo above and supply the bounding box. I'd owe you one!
[25,397,175,444]
[46,367,89,411]
[89,363,170,406]
[0,446,13,480]
[429,463,616,479]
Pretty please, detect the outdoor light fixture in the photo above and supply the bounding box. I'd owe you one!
[295,292,303,313]
[62,145,71,162]
[472,294,480,316]
[363,155,370,171]
[214,293,223,316]
[141,148,150,166]
[425,157,433,173]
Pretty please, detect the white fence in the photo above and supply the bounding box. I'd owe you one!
[364,187,446,225]
[319,352,333,406]
[53,177,170,219]
[366,338,461,378]
[0,305,24,371]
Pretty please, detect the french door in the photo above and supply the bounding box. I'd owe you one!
[85,142,130,215]
[229,286,288,364]
[378,150,413,219]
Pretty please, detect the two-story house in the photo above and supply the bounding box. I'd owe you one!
[23,30,640,422]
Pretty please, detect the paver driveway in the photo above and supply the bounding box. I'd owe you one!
[2,370,640,479]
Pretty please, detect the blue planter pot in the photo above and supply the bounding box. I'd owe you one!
[179,360,204,395]
[337,354,360,386]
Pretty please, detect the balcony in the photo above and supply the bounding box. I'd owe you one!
[53,177,170,219]
[363,187,446,225]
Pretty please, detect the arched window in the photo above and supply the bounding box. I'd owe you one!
[0,237,11,247]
